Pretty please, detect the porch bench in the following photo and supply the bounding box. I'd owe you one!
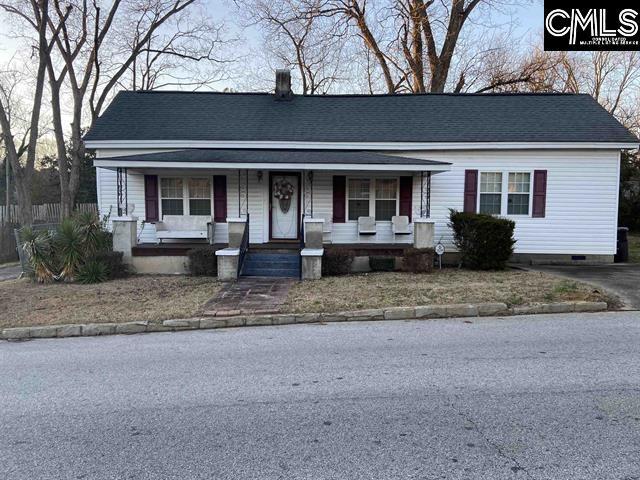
[155,215,214,244]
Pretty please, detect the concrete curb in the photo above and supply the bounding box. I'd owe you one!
[1,301,609,341]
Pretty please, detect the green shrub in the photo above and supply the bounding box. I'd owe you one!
[187,246,218,276]
[448,210,516,270]
[369,256,395,272]
[402,247,435,273]
[322,248,354,276]
[91,251,127,280]
[76,260,109,284]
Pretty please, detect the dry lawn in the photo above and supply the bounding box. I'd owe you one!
[284,269,619,313]
[0,275,220,329]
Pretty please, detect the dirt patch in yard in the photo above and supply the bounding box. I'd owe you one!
[0,275,220,329]
[283,269,619,314]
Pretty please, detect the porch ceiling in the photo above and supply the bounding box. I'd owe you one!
[93,149,451,172]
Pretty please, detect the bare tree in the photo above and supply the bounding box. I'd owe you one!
[234,0,348,94]
[237,0,542,94]
[2,0,234,218]
[0,0,68,225]
[510,49,640,134]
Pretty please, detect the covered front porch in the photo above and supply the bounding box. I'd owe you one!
[95,149,451,279]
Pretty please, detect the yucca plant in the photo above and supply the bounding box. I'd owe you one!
[20,228,56,283]
[55,218,85,281]
[76,260,108,284]
[75,212,109,255]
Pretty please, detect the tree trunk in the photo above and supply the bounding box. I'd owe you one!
[13,171,33,226]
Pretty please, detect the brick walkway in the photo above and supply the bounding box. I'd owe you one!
[203,277,297,317]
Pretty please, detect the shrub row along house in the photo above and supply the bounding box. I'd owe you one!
[84,70,639,279]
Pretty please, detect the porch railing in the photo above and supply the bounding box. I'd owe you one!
[237,213,250,277]
[299,214,305,279]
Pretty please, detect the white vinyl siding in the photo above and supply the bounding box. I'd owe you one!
[96,148,620,255]
[404,150,620,255]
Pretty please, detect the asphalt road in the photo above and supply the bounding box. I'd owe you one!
[2,312,640,480]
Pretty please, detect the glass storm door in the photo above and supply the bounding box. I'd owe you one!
[271,174,299,239]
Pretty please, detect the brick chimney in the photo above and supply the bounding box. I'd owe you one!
[275,69,292,100]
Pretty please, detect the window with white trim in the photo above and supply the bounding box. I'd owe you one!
[477,171,533,216]
[160,178,184,215]
[348,179,370,220]
[479,172,502,215]
[507,172,531,215]
[188,178,212,215]
[347,177,399,221]
[375,178,398,221]
[159,177,212,217]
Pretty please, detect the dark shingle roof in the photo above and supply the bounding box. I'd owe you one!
[84,91,638,144]
[97,149,451,166]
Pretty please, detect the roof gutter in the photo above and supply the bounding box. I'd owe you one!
[86,140,640,151]
[92,159,452,172]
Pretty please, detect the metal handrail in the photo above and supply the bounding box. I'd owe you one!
[237,213,250,277]
[299,213,305,279]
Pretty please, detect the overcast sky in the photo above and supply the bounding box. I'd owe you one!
[0,0,545,92]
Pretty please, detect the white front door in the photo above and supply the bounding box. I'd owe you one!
[271,174,299,239]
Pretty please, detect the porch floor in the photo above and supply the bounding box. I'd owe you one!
[132,242,410,257]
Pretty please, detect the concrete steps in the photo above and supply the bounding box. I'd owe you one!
[241,252,300,278]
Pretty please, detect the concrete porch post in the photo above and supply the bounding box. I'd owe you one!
[112,216,138,264]
[216,217,247,281]
[413,218,435,249]
[301,218,324,280]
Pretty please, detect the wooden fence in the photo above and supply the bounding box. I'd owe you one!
[0,203,98,225]
[0,203,99,262]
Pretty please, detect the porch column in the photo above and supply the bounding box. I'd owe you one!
[301,218,324,280]
[419,171,431,218]
[216,217,247,281]
[303,171,314,217]
[413,218,435,249]
[112,216,138,264]
[116,167,129,217]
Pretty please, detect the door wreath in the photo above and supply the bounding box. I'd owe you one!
[273,178,295,213]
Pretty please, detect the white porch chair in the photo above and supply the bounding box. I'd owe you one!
[358,216,377,235]
[391,215,411,242]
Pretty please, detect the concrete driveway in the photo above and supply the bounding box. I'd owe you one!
[2,312,640,480]
[528,264,640,309]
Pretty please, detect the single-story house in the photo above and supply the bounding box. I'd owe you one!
[84,70,639,279]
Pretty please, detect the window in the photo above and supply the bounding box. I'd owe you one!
[159,177,212,217]
[348,179,370,220]
[189,178,211,215]
[347,178,399,221]
[479,172,502,215]
[160,178,184,215]
[507,172,531,215]
[375,178,398,221]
